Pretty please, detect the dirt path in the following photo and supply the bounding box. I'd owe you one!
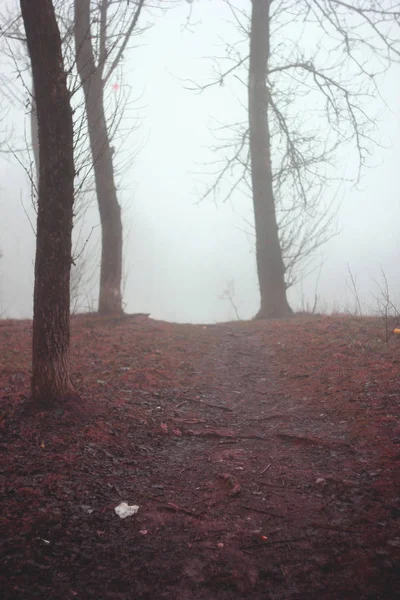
[1,315,399,599]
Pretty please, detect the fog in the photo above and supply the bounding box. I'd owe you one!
[0,1,399,323]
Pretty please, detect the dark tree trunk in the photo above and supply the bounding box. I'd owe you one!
[74,0,123,316]
[21,0,76,405]
[30,79,39,181]
[249,0,292,319]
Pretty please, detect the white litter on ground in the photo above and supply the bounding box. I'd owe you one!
[114,502,139,519]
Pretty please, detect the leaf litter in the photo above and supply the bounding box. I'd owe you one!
[0,313,399,599]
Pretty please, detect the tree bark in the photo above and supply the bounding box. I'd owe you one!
[21,0,76,406]
[249,0,292,318]
[30,78,39,182]
[74,0,123,315]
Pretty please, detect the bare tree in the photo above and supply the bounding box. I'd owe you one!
[20,0,76,406]
[1,0,148,315]
[248,0,292,317]
[0,5,94,311]
[74,0,146,315]
[218,279,241,320]
[189,0,400,318]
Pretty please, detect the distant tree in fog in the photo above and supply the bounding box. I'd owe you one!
[21,0,76,405]
[189,0,400,318]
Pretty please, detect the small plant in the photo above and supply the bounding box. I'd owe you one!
[373,268,400,344]
[346,263,363,317]
[219,279,241,321]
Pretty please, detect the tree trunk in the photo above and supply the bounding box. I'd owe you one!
[74,0,123,315]
[30,79,39,181]
[249,0,292,319]
[21,0,76,405]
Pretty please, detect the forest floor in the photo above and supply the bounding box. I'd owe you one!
[1,313,400,599]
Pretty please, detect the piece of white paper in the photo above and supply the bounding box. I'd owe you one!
[114,502,139,519]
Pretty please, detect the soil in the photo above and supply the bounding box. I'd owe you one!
[1,313,400,599]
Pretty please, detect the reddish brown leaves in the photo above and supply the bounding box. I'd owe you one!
[1,314,400,599]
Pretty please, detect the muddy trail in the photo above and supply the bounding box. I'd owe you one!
[1,314,399,599]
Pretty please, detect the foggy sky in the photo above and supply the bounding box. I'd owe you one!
[0,0,399,323]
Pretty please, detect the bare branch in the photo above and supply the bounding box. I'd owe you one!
[103,0,147,85]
